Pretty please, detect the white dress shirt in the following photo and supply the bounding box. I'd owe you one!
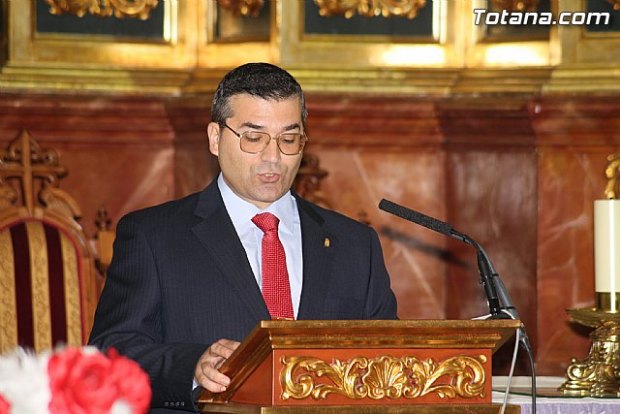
[217,174,303,318]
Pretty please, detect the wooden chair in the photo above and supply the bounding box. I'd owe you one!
[294,152,332,208]
[0,130,105,353]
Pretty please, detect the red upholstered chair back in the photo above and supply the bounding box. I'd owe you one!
[0,130,102,353]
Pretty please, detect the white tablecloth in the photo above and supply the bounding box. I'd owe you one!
[492,376,620,414]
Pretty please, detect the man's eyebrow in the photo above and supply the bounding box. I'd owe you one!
[282,123,301,132]
[239,122,301,132]
[240,122,263,130]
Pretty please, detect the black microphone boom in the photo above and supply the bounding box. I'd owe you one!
[378,198,504,317]
[378,198,536,412]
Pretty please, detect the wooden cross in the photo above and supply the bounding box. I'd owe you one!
[0,129,67,215]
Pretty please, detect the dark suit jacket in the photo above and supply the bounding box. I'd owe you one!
[89,179,397,413]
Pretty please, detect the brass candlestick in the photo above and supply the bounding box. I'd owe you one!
[560,307,620,396]
[560,154,620,397]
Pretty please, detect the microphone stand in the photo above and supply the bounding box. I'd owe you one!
[460,231,537,413]
[378,198,537,412]
[460,234,503,318]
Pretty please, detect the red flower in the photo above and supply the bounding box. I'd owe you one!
[44,347,151,414]
[0,394,10,414]
[48,348,117,414]
[107,349,151,414]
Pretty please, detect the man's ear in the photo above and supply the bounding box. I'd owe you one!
[207,122,220,156]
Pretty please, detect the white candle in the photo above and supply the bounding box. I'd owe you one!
[594,199,620,294]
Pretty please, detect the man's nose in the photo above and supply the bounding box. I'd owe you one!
[260,138,281,162]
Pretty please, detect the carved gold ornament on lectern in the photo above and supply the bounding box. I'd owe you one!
[44,0,159,19]
[281,354,487,401]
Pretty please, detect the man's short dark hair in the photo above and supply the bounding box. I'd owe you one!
[211,62,307,126]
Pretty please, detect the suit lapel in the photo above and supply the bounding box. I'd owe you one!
[295,196,335,319]
[191,181,270,321]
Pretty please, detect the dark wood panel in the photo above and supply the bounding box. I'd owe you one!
[530,97,620,146]
[0,94,174,145]
[306,95,441,147]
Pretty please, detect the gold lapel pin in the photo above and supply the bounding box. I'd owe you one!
[324,237,330,248]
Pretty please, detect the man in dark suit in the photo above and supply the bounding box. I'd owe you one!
[89,63,397,413]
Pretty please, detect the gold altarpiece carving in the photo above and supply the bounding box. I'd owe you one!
[43,0,160,19]
[1,1,620,95]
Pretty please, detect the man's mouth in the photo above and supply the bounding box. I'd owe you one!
[258,172,281,183]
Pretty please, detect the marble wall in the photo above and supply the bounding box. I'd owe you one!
[532,97,620,373]
[1,92,619,376]
[0,95,179,236]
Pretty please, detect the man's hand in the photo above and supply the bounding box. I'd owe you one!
[195,339,240,393]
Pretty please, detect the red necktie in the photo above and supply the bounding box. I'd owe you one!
[252,212,295,320]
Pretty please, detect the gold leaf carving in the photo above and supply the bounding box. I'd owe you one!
[44,0,159,20]
[281,354,487,401]
[604,153,620,200]
[560,319,620,396]
[491,0,539,12]
[313,0,427,19]
[0,230,17,353]
[218,0,265,17]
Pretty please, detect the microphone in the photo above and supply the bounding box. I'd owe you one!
[378,198,513,318]
[379,199,535,412]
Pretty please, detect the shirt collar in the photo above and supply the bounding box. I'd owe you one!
[217,173,297,235]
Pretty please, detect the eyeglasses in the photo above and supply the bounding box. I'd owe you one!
[222,123,307,155]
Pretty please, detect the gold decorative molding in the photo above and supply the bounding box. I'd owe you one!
[0,229,17,354]
[4,65,620,97]
[26,221,53,352]
[44,0,159,20]
[604,153,620,200]
[608,0,620,11]
[491,0,539,12]
[61,230,83,347]
[217,0,265,17]
[280,354,487,401]
[313,0,427,19]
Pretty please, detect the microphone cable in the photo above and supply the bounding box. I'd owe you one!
[498,309,537,414]
[499,326,520,414]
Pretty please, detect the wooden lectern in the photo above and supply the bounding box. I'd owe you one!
[197,320,521,413]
